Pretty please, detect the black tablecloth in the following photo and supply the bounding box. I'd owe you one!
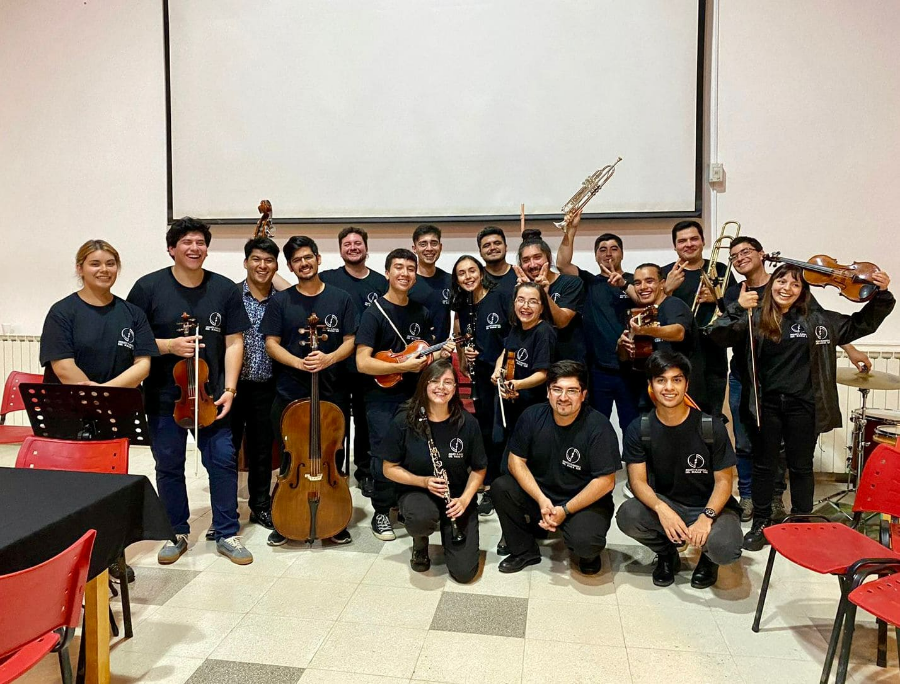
[0,467,175,579]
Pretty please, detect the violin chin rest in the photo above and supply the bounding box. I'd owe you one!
[858,283,877,301]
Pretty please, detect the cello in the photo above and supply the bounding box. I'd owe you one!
[271,313,352,543]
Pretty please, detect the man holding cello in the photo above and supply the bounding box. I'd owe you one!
[127,217,252,566]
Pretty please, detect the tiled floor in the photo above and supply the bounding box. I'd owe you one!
[4,443,897,684]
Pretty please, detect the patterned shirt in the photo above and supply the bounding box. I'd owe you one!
[240,280,274,381]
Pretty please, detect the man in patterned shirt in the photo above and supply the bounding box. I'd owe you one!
[229,237,281,533]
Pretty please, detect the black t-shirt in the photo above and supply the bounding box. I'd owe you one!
[654,296,696,357]
[456,288,512,370]
[381,410,487,498]
[320,266,387,370]
[579,268,634,371]
[40,293,158,384]
[126,268,250,415]
[503,321,556,406]
[548,274,586,363]
[484,266,517,299]
[259,284,359,403]
[724,281,766,378]
[409,268,452,342]
[661,260,730,327]
[623,409,736,508]
[759,309,814,401]
[508,403,620,505]
[355,297,434,403]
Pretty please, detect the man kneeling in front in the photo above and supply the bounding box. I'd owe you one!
[617,350,742,588]
[492,360,620,575]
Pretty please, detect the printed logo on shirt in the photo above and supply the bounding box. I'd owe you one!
[324,314,339,331]
[206,312,222,333]
[552,292,561,302]
[815,325,831,346]
[118,327,135,350]
[486,312,500,327]
[515,347,529,367]
[441,288,451,305]
[449,437,464,459]
[563,447,582,471]
[685,453,709,475]
[409,323,421,337]
[366,292,379,305]
[789,322,807,339]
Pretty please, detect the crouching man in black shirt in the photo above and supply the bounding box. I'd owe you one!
[492,361,620,575]
[617,351,742,589]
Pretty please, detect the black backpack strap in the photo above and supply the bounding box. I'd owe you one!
[641,413,652,451]
[700,413,715,448]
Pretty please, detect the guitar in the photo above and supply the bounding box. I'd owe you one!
[374,334,470,388]
[627,305,659,361]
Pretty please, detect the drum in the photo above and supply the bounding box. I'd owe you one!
[850,408,900,471]
[874,424,900,447]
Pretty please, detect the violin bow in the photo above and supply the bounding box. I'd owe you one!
[747,311,761,428]
[193,319,201,476]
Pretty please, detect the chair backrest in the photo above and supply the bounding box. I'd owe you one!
[0,529,96,658]
[15,436,130,474]
[0,371,43,420]
[853,444,900,520]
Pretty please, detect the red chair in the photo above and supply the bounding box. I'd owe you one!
[0,529,96,684]
[0,372,43,445]
[752,444,900,683]
[15,437,133,639]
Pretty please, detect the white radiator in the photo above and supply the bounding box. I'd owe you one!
[0,335,42,427]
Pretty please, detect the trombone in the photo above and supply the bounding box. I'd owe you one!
[555,157,622,234]
[691,220,741,324]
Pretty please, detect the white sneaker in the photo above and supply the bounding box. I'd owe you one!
[216,535,253,565]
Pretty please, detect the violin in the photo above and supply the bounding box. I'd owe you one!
[374,333,470,388]
[498,350,519,400]
[172,313,217,430]
[627,305,659,361]
[254,200,274,239]
[765,252,880,303]
[271,314,352,543]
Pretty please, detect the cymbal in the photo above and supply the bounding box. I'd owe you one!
[836,367,900,391]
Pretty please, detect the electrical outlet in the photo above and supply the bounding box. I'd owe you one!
[709,163,725,183]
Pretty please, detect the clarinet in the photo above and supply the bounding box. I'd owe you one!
[419,407,466,544]
[466,292,477,389]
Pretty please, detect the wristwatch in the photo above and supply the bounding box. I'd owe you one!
[224,387,238,396]
[561,502,571,516]
[702,507,718,521]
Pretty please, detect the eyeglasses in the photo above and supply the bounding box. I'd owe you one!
[515,297,541,307]
[427,379,456,389]
[549,387,582,398]
[729,247,759,262]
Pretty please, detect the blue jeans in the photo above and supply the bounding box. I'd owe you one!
[589,368,639,431]
[148,415,239,539]
[728,374,753,498]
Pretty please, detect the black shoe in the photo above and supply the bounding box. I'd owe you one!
[329,529,352,545]
[743,519,770,551]
[371,513,396,541]
[498,551,541,574]
[267,530,288,547]
[652,552,682,587]
[249,509,275,530]
[739,497,753,523]
[109,561,135,584]
[205,528,216,541]
[410,537,431,572]
[361,477,374,498]
[690,553,719,589]
[478,491,494,516]
[496,537,510,556]
[771,499,787,523]
[578,555,602,576]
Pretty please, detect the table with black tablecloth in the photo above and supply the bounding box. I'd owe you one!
[0,467,174,684]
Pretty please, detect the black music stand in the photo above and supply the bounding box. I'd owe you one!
[18,383,151,446]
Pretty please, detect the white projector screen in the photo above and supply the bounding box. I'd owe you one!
[167,0,701,221]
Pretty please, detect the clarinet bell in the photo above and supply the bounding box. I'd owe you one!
[450,521,466,545]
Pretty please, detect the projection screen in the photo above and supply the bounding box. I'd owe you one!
[166,0,702,221]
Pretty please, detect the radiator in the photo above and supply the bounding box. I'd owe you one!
[0,335,43,427]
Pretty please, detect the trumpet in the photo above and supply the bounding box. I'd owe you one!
[691,220,740,324]
[555,157,622,234]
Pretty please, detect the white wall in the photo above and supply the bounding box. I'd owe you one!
[1,1,898,347]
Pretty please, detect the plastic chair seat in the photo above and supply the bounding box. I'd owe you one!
[0,632,61,684]
[765,523,900,575]
[849,574,900,627]
[0,425,34,445]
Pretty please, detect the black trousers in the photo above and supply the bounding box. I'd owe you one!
[399,491,480,583]
[616,496,743,566]
[701,335,728,418]
[231,378,277,513]
[471,363,504,484]
[347,373,372,481]
[753,393,817,522]
[491,474,612,559]
[366,399,402,514]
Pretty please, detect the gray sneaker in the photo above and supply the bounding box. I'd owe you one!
[157,534,189,565]
[216,535,254,565]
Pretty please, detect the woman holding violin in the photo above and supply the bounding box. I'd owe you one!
[382,360,487,583]
[709,263,894,551]
[451,255,511,515]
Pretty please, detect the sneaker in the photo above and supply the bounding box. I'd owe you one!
[205,528,216,541]
[371,513,396,541]
[249,509,274,530]
[157,534,188,565]
[652,551,681,587]
[109,561,135,584]
[216,536,254,565]
[739,497,754,523]
[742,519,770,552]
[771,499,787,523]
[329,528,353,545]
[411,537,431,572]
[361,477,375,498]
[267,530,287,547]
[477,490,494,516]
